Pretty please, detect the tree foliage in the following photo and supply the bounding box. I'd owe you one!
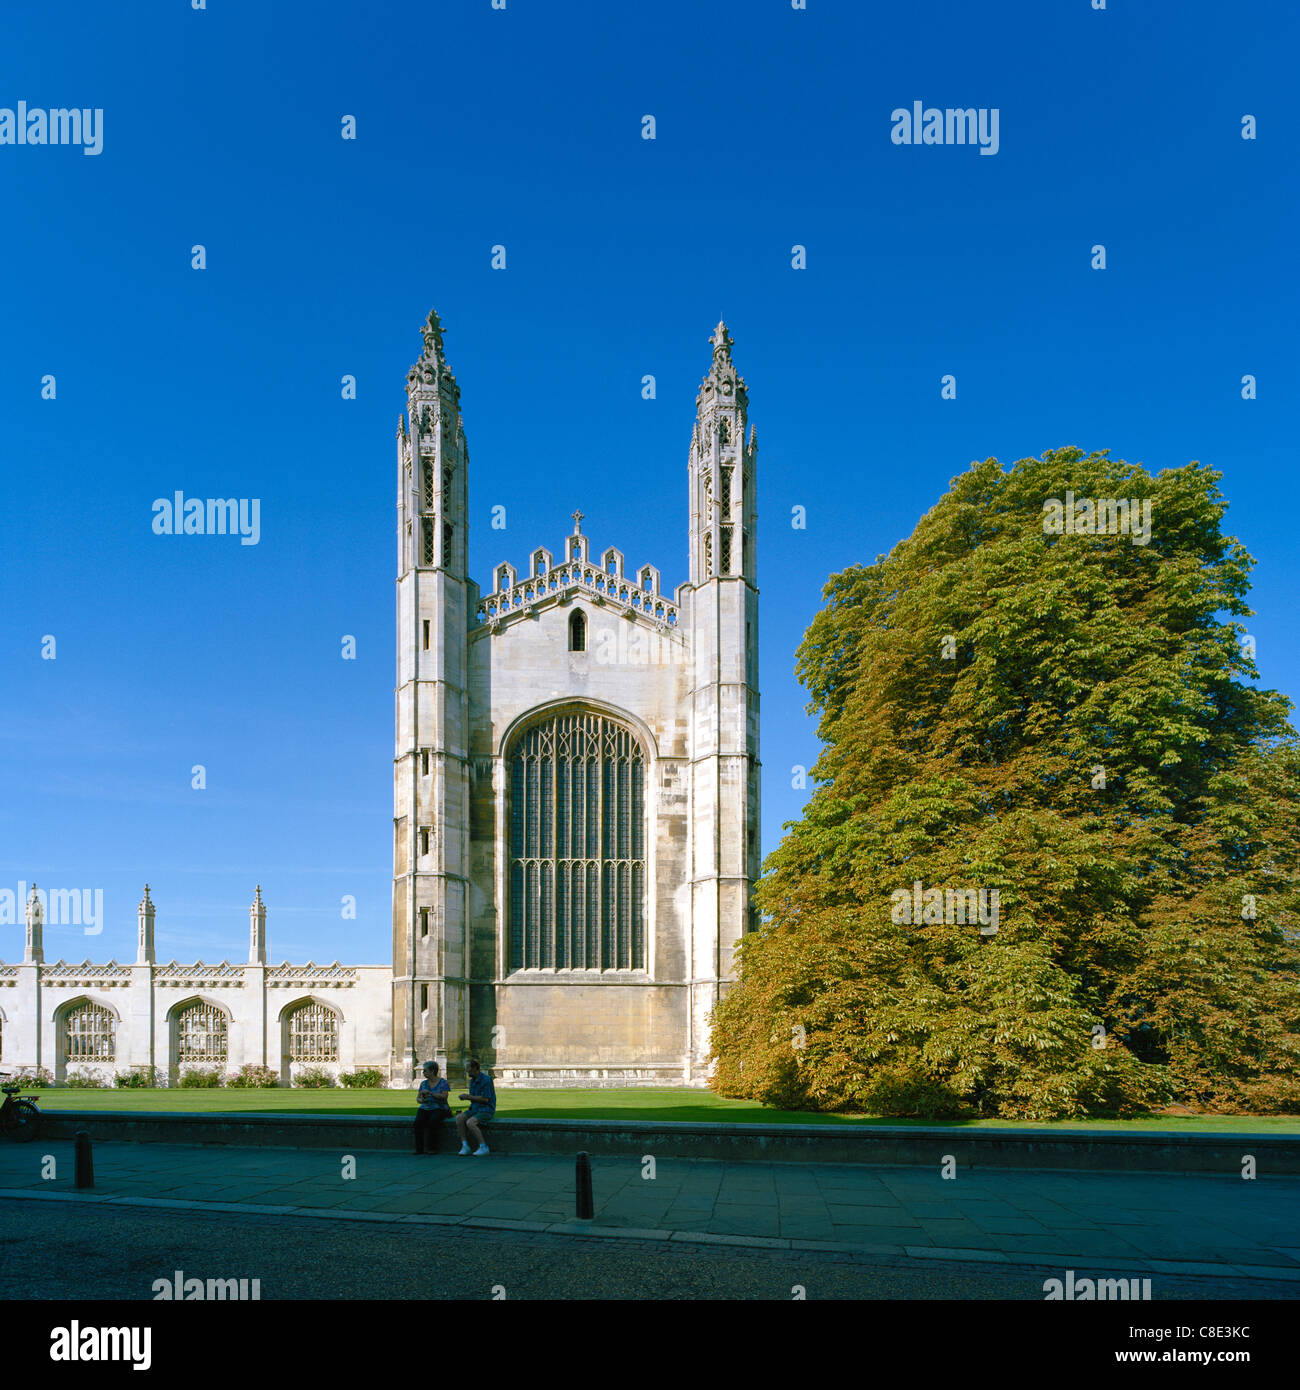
[710,448,1300,1118]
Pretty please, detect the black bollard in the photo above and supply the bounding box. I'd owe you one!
[575,1151,593,1221]
[74,1129,94,1190]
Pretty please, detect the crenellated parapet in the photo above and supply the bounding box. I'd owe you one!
[155,960,247,988]
[0,957,363,992]
[265,961,358,987]
[477,512,680,632]
[38,960,133,985]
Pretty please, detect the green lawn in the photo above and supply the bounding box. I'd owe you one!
[28,1086,1300,1131]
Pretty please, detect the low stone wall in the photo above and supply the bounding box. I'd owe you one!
[33,1110,1299,1175]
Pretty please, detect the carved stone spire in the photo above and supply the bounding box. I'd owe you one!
[688,318,755,586]
[137,883,156,965]
[407,307,455,391]
[24,882,43,964]
[697,319,747,410]
[401,307,467,578]
[249,884,267,965]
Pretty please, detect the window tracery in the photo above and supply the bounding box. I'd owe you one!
[508,712,645,971]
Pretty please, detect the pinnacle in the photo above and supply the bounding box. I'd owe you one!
[696,318,746,411]
[407,305,457,391]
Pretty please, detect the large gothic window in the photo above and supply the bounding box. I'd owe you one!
[508,711,645,971]
[287,1001,340,1062]
[175,1000,229,1064]
[64,1001,116,1062]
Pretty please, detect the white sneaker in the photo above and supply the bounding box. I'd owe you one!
[472,1143,490,1157]
[458,1142,472,1155]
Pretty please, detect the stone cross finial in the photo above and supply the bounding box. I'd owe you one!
[421,307,445,352]
[571,509,584,534]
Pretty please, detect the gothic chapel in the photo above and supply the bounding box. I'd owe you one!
[391,311,760,1086]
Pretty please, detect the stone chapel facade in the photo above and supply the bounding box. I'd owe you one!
[0,313,759,1092]
[391,311,760,1087]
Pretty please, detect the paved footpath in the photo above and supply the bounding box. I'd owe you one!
[3,1138,1298,1282]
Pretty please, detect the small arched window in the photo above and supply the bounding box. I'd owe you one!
[569,610,586,652]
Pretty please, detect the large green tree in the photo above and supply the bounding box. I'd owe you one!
[711,448,1300,1119]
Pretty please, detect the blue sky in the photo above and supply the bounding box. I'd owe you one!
[2,0,1296,966]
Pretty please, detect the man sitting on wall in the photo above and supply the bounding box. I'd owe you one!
[456,1058,496,1157]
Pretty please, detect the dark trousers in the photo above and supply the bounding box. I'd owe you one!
[414,1108,450,1153]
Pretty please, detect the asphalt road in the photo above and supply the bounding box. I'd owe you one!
[3,1197,1291,1302]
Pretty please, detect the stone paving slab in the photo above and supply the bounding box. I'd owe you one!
[4,1138,1300,1284]
[905,1247,1012,1263]
[1230,1264,1300,1281]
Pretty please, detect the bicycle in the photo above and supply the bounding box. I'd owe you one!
[0,1074,41,1142]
